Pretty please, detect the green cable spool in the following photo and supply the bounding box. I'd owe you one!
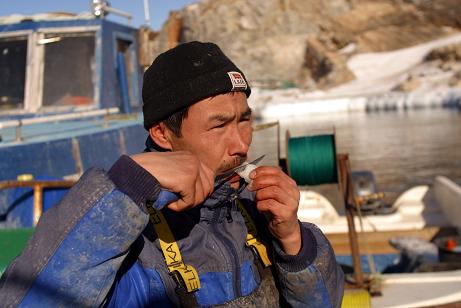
[287,134,338,186]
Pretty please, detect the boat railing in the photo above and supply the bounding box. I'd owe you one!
[0,107,119,142]
[0,180,75,226]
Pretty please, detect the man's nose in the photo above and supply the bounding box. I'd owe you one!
[228,125,250,156]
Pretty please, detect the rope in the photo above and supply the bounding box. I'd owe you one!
[356,200,378,277]
[287,134,338,185]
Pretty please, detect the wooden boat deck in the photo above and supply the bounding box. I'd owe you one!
[327,227,442,255]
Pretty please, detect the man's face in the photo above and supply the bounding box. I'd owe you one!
[167,92,253,174]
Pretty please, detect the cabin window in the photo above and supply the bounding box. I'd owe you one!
[42,32,95,107]
[0,36,28,110]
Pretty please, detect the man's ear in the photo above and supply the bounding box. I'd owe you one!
[149,123,173,150]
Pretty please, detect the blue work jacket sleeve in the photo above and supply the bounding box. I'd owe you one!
[273,222,345,308]
[0,165,156,307]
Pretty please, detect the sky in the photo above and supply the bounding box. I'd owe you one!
[0,0,198,30]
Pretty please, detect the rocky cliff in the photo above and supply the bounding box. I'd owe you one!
[142,0,461,90]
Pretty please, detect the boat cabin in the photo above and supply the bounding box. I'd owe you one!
[0,14,142,118]
[0,14,149,227]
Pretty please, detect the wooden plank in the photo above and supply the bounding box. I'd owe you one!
[327,227,441,255]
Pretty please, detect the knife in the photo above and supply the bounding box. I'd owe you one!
[151,155,265,210]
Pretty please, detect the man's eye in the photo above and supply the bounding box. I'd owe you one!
[212,123,226,129]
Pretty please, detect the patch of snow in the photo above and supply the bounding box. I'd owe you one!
[330,33,461,96]
[249,33,461,118]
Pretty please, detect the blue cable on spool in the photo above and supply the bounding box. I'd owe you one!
[287,134,338,185]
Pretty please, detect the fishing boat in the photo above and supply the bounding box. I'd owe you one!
[0,2,161,229]
[0,2,158,272]
[297,175,454,234]
[305,172,461,307]
[0,9,148,178]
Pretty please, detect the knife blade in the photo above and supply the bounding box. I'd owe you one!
[215,154,265,183]
[151,155,266,210]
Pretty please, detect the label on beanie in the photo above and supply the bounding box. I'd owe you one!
[227,71,247,91]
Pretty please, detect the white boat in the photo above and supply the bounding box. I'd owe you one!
[297,176,458,235]
[343,270,461,307]
[371,270,461,307]
[330,175,461,307]
[434,175,461,230]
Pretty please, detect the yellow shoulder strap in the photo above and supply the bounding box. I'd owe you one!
[147,206,201,293]
[147,200,271,293]
[236,200,272,267]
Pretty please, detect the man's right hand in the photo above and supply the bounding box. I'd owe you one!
[130,151,215,211]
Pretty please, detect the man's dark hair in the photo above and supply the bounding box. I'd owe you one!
[162,106,189,137]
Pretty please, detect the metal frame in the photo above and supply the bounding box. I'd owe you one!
[0,30,33,113]
[112,30,140,108]
[36,26,100,112]
[0,30,32,39]
[38,26,100,34]
[0,26,101,114]
[0,107,119,142]
[0,180,75,226]
[337,154,365,287]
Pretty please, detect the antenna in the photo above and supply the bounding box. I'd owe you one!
[143,0,151,26]
[91,0,133,25]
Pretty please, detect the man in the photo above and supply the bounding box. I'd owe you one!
[0,42,344,307]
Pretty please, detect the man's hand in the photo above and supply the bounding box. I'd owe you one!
[131,151,215,211]
[248,166,301,255]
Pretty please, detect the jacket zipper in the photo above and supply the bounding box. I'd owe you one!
[211,196,242,298]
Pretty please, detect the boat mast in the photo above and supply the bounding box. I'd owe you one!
[143,0,151,26]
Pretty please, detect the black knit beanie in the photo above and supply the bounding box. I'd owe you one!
[142,41,251,130]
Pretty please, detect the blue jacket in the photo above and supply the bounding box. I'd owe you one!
[0,156,344,307]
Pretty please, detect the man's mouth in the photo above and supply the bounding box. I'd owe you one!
[217,156,247,175]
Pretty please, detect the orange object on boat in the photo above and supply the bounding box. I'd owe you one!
[446,239,457,250]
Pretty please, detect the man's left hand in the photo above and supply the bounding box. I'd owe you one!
[248,166,301,255]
